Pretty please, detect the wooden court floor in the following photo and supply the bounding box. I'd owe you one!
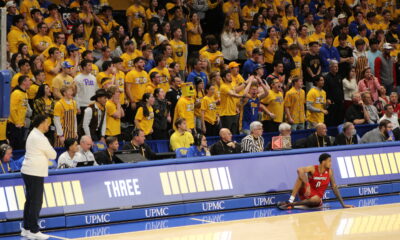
[77,203,400,240]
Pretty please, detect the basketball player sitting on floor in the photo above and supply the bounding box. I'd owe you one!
[278,153,354,209]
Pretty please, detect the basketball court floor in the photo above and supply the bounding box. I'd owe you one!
[3,195,399,240]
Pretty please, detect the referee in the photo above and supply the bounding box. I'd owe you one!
[20,115,57,240]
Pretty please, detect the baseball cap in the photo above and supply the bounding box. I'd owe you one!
[228,61,240,68]
[67,44,80,52]
[61,61,74,68]
[5,1,16,8]
[338,14,347,19]
[383,43,394,50]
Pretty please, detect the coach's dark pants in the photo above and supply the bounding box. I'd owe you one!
[220,115,239,135]
[22,173,44,233]
[205,121,220,137]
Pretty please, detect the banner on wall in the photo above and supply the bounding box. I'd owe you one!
[1,145,400,220]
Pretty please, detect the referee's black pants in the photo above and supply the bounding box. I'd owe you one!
[22,173,44,233]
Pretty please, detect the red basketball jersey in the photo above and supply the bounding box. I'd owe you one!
[307,165,330,198]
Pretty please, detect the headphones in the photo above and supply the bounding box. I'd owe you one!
[193,133,203,147]
[0,144,11,160]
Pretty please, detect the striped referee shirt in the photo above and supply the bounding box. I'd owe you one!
[241,135,264,153]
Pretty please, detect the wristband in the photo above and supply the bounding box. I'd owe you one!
[305,182,310,186]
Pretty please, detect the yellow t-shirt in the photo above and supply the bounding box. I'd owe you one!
[263,38,278,64]
[333,35,355,48]
[220,82,237,116]
[105,100,120,136]
[201,50,224,73]
[245,38,262,57]
[170,131,194,151]
[170,39,187,71]
[187,22,202,46]
[174,96,195,130]
[149,67,170,93]
[242,5,259,21]
[223,1,240,29]
[115,71,126,105]
[126,4,146,29]
[120,50,143,71]
[79,12,94,40]
[54,98,77,129]
[135,106,154,135]
[0,119,7,141]
[261,90,284,122]
[44,16,62,40]
[8,89,28,126]
[231,73,245,106]
[194,90,205,117]
[146,8,157,19]
[32,34,53,55]
[298,36,310,50]
[146,82,158,94]
[365,21,379,32]
[11,72,34,89]
[201,95,218,124]
[27,83,40,100]
[284,87,305,124]
[309,32,326,45]
[20,0,40,20]
[43,59,59,87]
[96,72,112,88]
[306,87,326,123]
[291,54,302,77]
[52,73,74,91]
[125,69,149,103]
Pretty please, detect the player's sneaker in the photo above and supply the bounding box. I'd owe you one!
[277,201,293,210]
[20,227,30,237]
[26,231,49,240]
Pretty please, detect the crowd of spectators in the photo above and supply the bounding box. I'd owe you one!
[1,0,400,170]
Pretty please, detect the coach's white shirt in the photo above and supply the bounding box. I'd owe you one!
[21,128,57,177]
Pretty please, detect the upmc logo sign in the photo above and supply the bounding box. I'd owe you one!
[159,167,233,195]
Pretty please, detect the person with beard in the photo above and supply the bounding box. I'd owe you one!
[335,122,358,145]
[375,43,396,94]
[360,119,393,143]
[323,60,344,127]
[273,39,295,84]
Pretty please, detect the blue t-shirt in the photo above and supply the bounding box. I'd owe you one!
[187,146,207,157]
[186,70,208,88]
[242,97,260,130]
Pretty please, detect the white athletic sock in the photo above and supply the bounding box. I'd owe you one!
[289,195,295,203]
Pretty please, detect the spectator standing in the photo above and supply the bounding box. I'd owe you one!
[319,33,340,74]
[306,76,328,129]
[52,61,75,101]
[366,38,381,75]
[8,15,33,55]
[336,33,354,79]
[125,57,149,115]
[169,28,187,78]
[80,89,107,142]
[242,48,263,79]
[221,19,242,63]
[20,115,56,240]
[241,121,264,153]
[260,77,284,132]
[7,75,31,150]
[342,67,358,111]
[375,43,396,94]
[33,84,55,145]
[324,60,345,127]
[152,88,171,140]
[74,60,98,120]
[135,93,155,139]
[201,84,220,136]
[358,67,381,102]
[303,41,322,91]
[284,77,306,130]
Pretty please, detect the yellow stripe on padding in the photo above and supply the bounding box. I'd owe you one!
[395,153,400,174]
[62,181,75,206]
[52,182,66,206]
[366,155,377,176]
[185,170,197,193]
[351,156,363,177]
[176,171,189,194]
[44,183,56,207]
[14,186,26,210]
[168,171,181,195]
[380,154,392,175]
[160,172,172,196]
[373,154,384,175]
[201,169,214,191]
[358,155,370,176]
[71,181,85,205]
[193,169,205,192]
[387,153,398,174]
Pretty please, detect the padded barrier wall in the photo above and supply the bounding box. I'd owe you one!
[0,141,400,234]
